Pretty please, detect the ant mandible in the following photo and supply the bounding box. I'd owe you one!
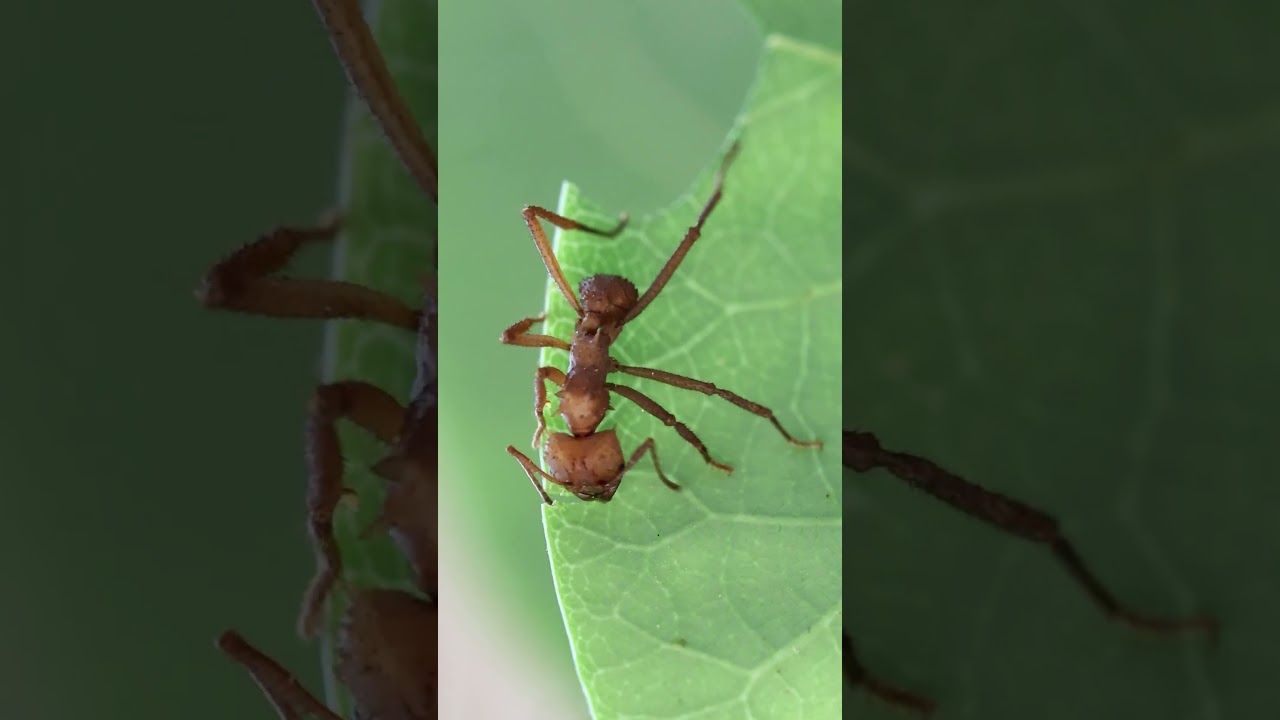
[501,141,822,505]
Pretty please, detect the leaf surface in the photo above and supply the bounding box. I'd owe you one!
[538,37,842,720]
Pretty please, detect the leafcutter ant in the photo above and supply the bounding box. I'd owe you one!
[198,1,438,717]
[841,429,1218,716]
[502,141,822,504]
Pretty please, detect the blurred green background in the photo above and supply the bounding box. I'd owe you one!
[4,2,348,718]
[436,0,764,715]
[844,3,1280,719]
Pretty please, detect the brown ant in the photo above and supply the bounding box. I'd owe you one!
[198,1,438,717]
[216,586,437,720]
[502,141,822,505]
[841,429,1218,716]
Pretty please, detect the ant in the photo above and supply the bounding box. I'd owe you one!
[198,1,439,717]
[841,429,1218,716]
[502,141,822,505]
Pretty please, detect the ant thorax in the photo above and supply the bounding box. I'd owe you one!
[559,275,635,435]
[560,333,611,435]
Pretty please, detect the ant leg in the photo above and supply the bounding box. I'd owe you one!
[615,362,822,448]
[507,445,559,505]
[844,633,935,717]
[844,430,1218,637]
[605,383,733,472]
[300,381,406,639]
[522,205,629,317]
[624,141,741,323]
[532,367,567,449]
[216,631,344,720]
[500,314,570,351]
[621,437,680,491]
[310,0,437,202]
[197,216,419,331]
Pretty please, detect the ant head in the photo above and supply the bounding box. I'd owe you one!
[544,430,626,503]
[578,275,638,328]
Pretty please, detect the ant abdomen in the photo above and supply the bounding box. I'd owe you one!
[544,430,626,501]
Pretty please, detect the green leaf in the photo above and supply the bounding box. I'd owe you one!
[737,0,841,52]
[844,4,1279,719]
[537,37,842,719]
[315,0,437,714]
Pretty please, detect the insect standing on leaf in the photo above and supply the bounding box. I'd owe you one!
[841,429,1219,717]
[197,0,439,717]
[502,141,822,505]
